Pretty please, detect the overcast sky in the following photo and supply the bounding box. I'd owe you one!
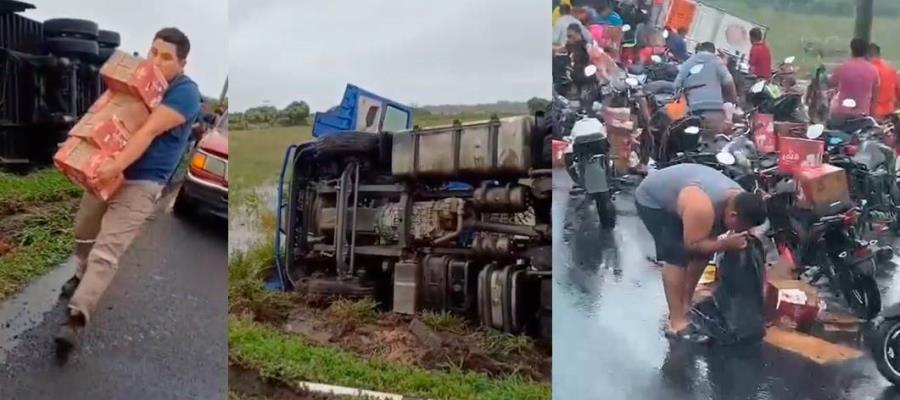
[229,0,550,112]
[24,0,228,99]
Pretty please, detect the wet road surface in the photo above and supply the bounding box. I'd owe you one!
[0,195,227,399]
[552,168,900,400]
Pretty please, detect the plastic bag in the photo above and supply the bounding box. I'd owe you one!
[690,235,767,345]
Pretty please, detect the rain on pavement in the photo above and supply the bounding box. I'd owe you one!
[552,168,900,400]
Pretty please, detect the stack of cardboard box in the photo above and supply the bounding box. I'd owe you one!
[53,51,168,200]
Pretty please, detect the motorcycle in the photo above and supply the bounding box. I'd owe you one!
[765,125,882,320]
[746,70,807,123]
[563,114,617,229]
[869,303,900,386]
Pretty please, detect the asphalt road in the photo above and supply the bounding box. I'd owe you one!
[552,168,900,400]
[0,196,227,399]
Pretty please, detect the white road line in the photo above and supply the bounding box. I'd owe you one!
[297,381,422,400]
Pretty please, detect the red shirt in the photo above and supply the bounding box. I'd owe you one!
[748,42,772,78]
[871,58,900,119]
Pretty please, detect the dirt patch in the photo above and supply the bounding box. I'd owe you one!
[280,303,551,382]
[229,365,361,400]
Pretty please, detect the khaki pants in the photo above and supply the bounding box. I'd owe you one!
[69,181,162,324]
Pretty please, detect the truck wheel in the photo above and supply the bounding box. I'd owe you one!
[316,132,381,160]
[43,19,99,40]
[98,30,121,48]
[46,37,99,58]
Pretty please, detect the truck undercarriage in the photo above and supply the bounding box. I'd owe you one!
[279,116,553,338]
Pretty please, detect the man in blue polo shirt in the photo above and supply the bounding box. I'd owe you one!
[55,27,201,358]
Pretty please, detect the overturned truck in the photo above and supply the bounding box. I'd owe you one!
[276,85,553,338]
[1,0,120,167]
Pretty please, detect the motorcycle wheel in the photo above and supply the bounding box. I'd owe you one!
[838,265,882,320]
[594,192,616,230]
[872,319,900,386]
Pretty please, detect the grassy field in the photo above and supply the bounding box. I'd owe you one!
[229,112,520,208]
[702,0,900,73]
[0,169,81,301]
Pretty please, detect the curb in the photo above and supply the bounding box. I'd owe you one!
[298,381,428,400]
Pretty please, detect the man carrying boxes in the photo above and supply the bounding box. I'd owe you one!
[52,27,201,359]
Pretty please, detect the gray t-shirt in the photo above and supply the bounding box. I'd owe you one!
[673,52,734,113]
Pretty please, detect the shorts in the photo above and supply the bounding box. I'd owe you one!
[636,199,687,267]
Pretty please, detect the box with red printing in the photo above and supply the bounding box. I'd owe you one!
[764,279,821,333]
[100,51,168,108]
[69,115,130,153]
[796,164,852,215]
[85,90,151,133]
[53,137,123,201]
[752,113,776,153]
[777,136,824,175]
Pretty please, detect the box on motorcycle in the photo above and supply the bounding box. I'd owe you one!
[764,279,821,333]
[795,164,852,216]
[777,136,824,175]
[752,113,777,153]
[691,236,767,345]
[603,107,633,175]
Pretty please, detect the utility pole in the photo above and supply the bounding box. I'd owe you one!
[854,0,874,42]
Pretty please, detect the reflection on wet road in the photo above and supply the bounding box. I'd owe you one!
[552,168,900,400]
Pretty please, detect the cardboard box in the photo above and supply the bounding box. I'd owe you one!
[83,91,151,133]
[53,137,122,201]
[795,164,852,215]
[752,113,777,153]
[778,136,824,175]
[69,115,130,153]
[764,279,821,332]
[100,51,168,108]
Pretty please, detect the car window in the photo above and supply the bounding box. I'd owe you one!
[382,105,410,133]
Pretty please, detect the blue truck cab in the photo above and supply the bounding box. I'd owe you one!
[312,84,413,137]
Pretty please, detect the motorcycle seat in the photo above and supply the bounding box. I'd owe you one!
[644,80,675,95]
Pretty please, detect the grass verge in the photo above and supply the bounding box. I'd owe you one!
[0,197,78,301]
[229,317,551,400]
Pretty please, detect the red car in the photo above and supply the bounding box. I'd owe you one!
[173,113,228,219]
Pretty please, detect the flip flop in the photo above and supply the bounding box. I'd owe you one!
[666,325,712,345]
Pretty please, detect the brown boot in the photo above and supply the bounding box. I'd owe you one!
[54,312,85,362]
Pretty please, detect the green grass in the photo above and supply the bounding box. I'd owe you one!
[229,318,550,400]
[228,240,294,323]
[420,311,468,335]
[702,0,900,74]
[326,299,379,324]
[0,199,78,301]
[0,169,81,206]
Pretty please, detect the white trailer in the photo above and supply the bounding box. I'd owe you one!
[653,0,768,60]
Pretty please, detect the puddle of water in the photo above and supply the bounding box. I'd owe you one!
[0,257,75,363]
[229,184,277,255]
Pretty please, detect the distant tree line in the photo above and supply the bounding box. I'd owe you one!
[228,100,310,130]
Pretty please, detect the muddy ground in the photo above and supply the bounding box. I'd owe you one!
[235,294,552,383]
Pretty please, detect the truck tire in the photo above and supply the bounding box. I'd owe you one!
[46,37,99,58]
[43,19,99,40]
[316,132,381,160]
[98,30,121,48]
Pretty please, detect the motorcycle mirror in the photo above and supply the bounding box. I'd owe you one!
[716,152,737,166]
[684,126,701,135]
[689,64,704,75]
[625,77,639,87]
[750,80,766,94]
[622,24,632,32]
[842,98,857,109]
[662,30,670,39]
[806,124,825,139]
[651,55,663,64]
[592,101,603,112]
[584,65,598,77]
[784,56,796,64]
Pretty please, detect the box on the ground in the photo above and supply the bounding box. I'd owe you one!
[100,51,168,108]
[765,279,821,332]
[53,137,122,200]
[795,164,852,215]
[752,113,776,153]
